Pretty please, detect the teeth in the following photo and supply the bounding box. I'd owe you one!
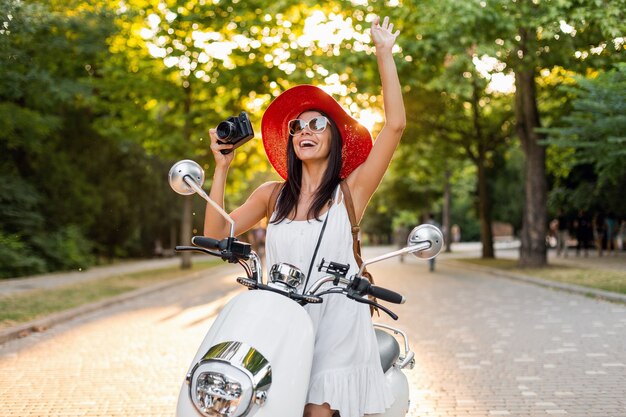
[301,140,316,147]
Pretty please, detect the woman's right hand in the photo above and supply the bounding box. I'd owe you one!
[209,128,235,169]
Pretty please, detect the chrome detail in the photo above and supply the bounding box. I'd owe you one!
[168,159,235,237]
[196,371,243,415]
[407,224,443,260]
[306,275,351,295]
[169,159,205,196]
[269,263,305,290]
[248,252,263,284]
[357,242,429,275]
[355,223,444,275]
[374,323,415,370]
[188,341,271,417]
[254,390,267,405]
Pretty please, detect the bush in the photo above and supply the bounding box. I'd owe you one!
[0,232,47,279]
[31,225,95,272]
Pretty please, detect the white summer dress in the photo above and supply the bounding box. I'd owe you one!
[265,186,394,417]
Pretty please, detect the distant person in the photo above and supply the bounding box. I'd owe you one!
[555,208,570,258]
[574,209,592,257]
[605,213,618,256]
[619,219,626,251]
[451,224,461,243]
[593,211,606,257]
[154,239,164,257]
[426,214,441,272]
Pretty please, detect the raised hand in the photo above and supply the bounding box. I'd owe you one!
[209,128,235,169]
[370,16,399,52]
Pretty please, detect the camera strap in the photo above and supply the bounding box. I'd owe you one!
[303,204,331,293]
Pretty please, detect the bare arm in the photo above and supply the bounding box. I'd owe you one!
[347,16,406,221]
[202,128,276,238]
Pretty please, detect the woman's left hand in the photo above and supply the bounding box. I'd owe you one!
[370,16,399,52]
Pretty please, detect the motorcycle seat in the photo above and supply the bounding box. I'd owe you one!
[375,329,400,373]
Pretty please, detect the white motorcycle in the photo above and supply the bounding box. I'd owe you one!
[169,160,443,417]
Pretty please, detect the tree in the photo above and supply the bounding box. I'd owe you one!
[543,64,626,218]
[401,0,624,266]
[544,64,626,189]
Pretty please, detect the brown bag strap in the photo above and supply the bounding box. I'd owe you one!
[266,181,283,221]
[340,181,378,316]
[339,180,366,270]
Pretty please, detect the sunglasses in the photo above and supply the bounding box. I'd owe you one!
[288,116,329,135]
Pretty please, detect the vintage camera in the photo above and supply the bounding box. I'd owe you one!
[216,111,254,154]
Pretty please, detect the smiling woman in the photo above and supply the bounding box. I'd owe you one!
[201,14,406,417]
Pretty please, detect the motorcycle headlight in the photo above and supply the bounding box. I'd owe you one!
[187,341,271,417]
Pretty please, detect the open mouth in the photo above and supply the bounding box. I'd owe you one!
[299,140,317,148]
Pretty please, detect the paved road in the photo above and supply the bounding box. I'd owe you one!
[1,254,625,416]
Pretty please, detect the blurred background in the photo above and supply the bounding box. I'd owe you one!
[1,0,624,278]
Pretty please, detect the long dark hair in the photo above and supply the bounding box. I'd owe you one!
[271,109,343,223]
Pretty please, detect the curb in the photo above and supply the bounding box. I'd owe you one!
[441,259,626,304]
[0,267,217,345]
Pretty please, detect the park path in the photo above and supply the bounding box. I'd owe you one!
[0,257,187,298]
[0,251,625,416]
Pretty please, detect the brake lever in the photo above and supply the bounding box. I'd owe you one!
[347,292,399,320]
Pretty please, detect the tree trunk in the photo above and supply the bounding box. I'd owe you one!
[180,80,193,269]
[515,67,547,267]
[477,157,495,258]
[443,168,452,253]
[470,79,494,259]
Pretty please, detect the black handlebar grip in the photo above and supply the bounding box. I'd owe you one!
[191,236,221,250]
[367,285,406,304]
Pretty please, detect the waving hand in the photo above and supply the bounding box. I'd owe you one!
[370,16,400,52]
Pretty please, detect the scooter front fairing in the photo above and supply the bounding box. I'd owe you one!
[176,290,314,417]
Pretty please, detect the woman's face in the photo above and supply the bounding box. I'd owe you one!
[291,111,332,162]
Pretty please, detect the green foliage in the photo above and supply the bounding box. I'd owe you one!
[543,65,626,188]
[31,225,95,271]
[1,0,624,277]
[0,231,47,278]
[490,145,524,233]
[449,164,481,242]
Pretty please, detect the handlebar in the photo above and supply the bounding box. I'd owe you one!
[367,285,405,305]
[191,236,222,250]
[177,235,412,320]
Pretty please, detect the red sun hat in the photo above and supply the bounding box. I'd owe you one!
[261,85,372,180]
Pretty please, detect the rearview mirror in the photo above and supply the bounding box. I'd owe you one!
[169,159,205,196]
[408,224,443,259]
[168,159,235,237]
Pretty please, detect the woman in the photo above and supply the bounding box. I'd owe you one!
[203,16,405,417]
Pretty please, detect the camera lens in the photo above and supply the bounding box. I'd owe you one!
[216,121,234,140]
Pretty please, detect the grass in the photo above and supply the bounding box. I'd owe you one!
[0,259,221,330]
[457,258,626,295]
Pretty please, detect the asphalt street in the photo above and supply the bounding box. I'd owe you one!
[0,254,625,416]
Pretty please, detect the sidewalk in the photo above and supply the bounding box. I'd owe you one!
[438,240,626,272]
[0,255,210,298]
[436,240,626,304]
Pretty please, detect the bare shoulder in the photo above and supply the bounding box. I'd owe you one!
[255,181,283,197]
[249,181,283,206]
